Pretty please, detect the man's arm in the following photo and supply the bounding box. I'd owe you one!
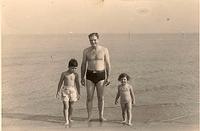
[104,48,111,85]
[56,72,64,97]
[81,49,87,86]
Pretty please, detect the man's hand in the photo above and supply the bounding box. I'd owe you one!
[81,78,85,87]
[56,92,60,99]
[115,100,118,105]
[104,78,110,86]
[132,100,136,106]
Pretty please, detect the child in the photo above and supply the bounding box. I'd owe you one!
[56,58,80,125]
[115,73,135,126]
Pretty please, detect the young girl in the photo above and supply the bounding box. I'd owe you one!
[115,73,136,126]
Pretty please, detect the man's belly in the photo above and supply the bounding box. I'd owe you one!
[88,60,105,71]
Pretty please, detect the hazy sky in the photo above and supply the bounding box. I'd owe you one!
[2,0,199,34]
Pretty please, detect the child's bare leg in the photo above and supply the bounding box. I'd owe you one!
[68,101,74,122]
[120,103,126,123]
[127,102,132,126]
[63,101,69,125]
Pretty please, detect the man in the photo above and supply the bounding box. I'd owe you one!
[81,33,111,122]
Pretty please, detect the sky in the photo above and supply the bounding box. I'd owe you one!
[2,0,199,34]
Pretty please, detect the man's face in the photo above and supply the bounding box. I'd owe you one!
[89,35,99,47]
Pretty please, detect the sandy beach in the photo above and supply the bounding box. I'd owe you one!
[3,104,199,131]
[2,33,199,131]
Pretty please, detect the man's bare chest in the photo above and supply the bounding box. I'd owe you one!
[87,50,104,60]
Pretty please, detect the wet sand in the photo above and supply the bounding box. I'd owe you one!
[3,103,199,131]
[2,34,199,131]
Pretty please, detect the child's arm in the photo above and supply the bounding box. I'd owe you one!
[130,85,136,105]
[75,73,81,100]
[115,86,120,104]
[56,72,64,98]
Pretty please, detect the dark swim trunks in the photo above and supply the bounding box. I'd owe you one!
[86,70,105,85]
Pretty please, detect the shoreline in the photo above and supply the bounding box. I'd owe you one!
[3,117,198,131]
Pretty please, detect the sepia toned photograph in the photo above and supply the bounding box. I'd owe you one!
[1,0,199,131]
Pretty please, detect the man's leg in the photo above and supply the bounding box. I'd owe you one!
[86,80,95,121]
[96,80,106,121]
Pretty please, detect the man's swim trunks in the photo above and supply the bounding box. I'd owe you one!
[61,86,77,102]
[86,70,105,85]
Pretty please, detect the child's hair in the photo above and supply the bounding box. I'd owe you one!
[118,73,131,81]
[68,58,78,67]
[88,32,99,39]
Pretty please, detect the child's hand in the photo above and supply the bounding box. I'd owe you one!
[77,94,80,100]
[115,101,118,105]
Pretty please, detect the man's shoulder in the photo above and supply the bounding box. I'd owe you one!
[85,46,93,50]
[83,47,91,53]
[101,46,109,52]
[99,45,106,49]
[98,46,108,52]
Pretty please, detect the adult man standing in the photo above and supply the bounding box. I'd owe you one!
[81,33,111,122]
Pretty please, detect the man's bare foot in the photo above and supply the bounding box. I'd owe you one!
[87,118,92,122]
[69,119,74,122]
[64,121,69,125]
[99,117,107,122]
[127,122,132,126]
[121,120,126,124]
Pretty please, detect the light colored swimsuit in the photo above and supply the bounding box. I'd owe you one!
[119,85,132,104]
[61,86,77,102]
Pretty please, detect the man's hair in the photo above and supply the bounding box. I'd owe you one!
[68,58,78,67]
[118,73,131,81]
[88,32,99,39]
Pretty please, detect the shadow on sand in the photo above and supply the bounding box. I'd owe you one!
[2,112,121,125]
[2,113,83,124]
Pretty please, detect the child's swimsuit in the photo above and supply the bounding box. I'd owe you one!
[86,70,105,85]
[119,85,132,104]
[61,86,77,102]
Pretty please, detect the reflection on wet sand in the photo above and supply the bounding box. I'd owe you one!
[3,103,198,128]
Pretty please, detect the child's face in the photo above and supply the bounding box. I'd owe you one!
[120,77,128,85]
[69,66,77,73]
